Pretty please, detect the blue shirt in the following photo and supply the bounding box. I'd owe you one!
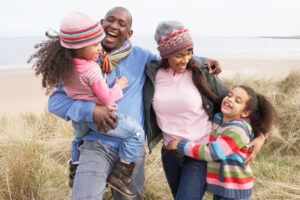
[48,46,159,148]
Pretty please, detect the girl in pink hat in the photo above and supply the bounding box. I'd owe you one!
[28,10,145,197]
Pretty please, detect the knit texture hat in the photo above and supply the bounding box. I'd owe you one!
[155,20,193,58]
[60,11,105,49]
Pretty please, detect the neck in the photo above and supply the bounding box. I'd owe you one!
[102,46,113,53]
[222,115,236,124]
[102,40,126,53]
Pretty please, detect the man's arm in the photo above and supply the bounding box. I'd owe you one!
[244,133,265,166]
[48,87,117,133]
[203,57,222,75]
[48,87,95,122]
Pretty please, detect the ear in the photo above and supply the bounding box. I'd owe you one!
[100,19,104,25]
[126,29,133,39]
[241,110,251,118]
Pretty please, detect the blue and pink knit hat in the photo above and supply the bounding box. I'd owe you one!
[60,11,105,49]
[155,20,194,59]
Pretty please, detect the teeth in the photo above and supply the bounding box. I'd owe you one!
[108,32,117,36]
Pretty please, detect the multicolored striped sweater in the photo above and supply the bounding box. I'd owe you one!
[177,113,254,199]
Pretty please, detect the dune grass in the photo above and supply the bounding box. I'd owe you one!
[0,72,300,199]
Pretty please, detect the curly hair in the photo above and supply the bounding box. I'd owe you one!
[159,48,218,103]
[28,32,77,94]
[237,85,278,136]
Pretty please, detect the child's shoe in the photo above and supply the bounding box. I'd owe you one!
[68,161,78,188]
[107,161,136,198]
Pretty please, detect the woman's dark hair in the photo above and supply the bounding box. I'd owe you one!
[159,48,218,103]
[237,85,277,136]
[27,32,77,94]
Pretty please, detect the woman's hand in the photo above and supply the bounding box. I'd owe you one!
[92,104,117,133]
[244,133,265,166]
[203,58,222,75]
[166,140,180,151]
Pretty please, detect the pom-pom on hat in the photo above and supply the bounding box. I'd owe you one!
[60,11,105,49]
[155,20,193,58]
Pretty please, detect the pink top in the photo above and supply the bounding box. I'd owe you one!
[64,58,122,106]
[152,68,212,146]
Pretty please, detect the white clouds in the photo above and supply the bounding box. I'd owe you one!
[0,0,299,36]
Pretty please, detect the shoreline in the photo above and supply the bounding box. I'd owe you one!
[0,57,300,115]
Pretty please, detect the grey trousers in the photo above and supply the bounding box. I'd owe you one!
[72,140,146,200]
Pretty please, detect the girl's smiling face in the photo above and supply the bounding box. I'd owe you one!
[221,87,251,123]
[76,42,102,61]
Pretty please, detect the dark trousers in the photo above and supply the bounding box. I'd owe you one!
[161,147,207,200]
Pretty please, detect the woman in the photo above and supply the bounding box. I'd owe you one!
[143,21,264,200]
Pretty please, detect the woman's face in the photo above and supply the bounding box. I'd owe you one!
[167,49,193,73]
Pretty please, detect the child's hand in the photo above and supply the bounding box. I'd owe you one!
[106,103,118,111]
[166,140,180,151]
[114,76,128,89]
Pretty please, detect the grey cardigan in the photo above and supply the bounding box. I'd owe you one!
[143,57,229,153]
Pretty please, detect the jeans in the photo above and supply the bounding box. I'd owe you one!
[71,112,145,163]
[161,147,207,200]
[72,140,146,200]
[213,194,249,200]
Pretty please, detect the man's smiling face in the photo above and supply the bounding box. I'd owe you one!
[100,7,133,52]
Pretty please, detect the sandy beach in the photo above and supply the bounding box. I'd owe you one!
[1,57,300,115]
[0,68,49,116]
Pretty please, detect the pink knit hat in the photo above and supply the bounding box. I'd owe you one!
[60,11,105,49]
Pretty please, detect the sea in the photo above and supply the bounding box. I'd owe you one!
[1,36,300,70]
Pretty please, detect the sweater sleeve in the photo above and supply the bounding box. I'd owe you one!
[48,86,95,122]
[84,62,123,105]
[177,123,251,161]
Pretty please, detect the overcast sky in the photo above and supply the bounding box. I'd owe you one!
[1,0,300,37]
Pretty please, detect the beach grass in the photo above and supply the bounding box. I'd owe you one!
[0,72,300,200]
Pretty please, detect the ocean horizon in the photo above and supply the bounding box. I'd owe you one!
[1,36,300,70]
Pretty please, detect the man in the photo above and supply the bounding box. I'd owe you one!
[48,7,264,200]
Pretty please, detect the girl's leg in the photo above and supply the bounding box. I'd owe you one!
[103,113,145,197]
[175,157,207,200]
[104,113,145,162]
[161,147,183,198]
[70,136,82,163]
[76,112,145,162]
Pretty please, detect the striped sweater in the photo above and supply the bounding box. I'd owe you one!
[177,113,254,199]
[64,58,122,105]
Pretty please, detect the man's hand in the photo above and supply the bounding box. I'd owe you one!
[92,104,117,133]
[203,58,222,75]
[166,140,180,151]
[244,133,265,166]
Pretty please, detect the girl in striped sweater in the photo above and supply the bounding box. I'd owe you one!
[167,85,277,200]
[28,11,145,197]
